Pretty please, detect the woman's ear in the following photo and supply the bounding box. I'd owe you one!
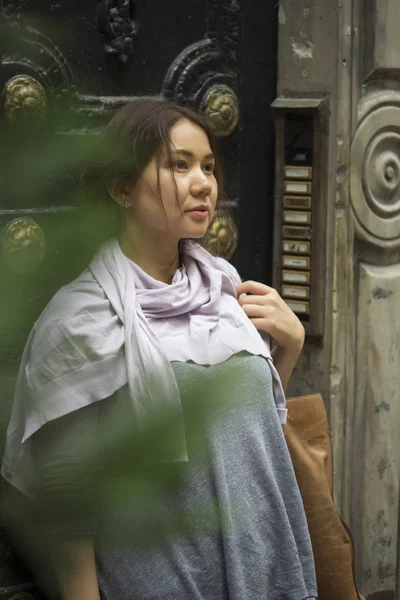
[108,182,132,209]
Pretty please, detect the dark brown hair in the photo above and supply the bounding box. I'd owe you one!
[80,97,225,244]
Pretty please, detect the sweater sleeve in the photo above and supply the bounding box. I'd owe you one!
[32,402,101,539]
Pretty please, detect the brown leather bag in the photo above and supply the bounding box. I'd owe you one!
[284,394,365,600]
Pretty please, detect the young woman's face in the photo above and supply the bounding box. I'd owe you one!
[127,118,218,242]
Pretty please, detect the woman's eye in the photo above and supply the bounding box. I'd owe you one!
[203,163,215,173]
[174,160,188,170]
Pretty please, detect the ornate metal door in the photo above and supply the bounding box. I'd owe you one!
[0,1,278,597]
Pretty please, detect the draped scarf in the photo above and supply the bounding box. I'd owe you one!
[2,239,286,496]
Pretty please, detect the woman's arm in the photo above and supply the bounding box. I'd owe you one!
[271,343,303,390]
[236,280,305,389]
[33,403,101,600]
[51,538,100,600]
[52,538,100,600]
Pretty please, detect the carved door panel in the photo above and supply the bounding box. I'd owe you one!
[273,1,400,598]
[346,3,400,597]
[0,1,278,596]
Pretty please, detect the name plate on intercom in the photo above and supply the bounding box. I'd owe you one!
[284,196,312,210]
[282,285,310,299]
[282,255,310,269]
[282,240,310,254]
[283,211,311,225]
[284,166,312,180]
[282,270,310,284]
[285,300,310,315]
[282,226,311,239]
[284,181,312,195]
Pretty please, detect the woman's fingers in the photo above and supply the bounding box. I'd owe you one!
[248,318,266,330]
[236,280,272,297]
[240,304,267,318]
[238,294,268,307]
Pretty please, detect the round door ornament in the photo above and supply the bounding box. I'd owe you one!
[1,218,46,274]
[203,210,238,261]
[350,104,400,248]
[201,84,239,138]
[3,76,48,128]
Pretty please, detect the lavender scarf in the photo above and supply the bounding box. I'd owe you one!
[2,239,286,496]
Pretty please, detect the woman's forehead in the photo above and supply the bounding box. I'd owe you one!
[168,118,211,152]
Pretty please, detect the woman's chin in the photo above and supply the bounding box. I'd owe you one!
[181,224,210,239]
[189,231,208,240]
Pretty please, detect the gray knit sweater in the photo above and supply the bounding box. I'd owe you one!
[33,353,317,600]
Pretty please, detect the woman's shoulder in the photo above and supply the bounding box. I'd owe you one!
[38,268,107,327]
[31,268,121,365]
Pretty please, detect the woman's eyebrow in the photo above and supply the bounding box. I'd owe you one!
[172,149,215,160]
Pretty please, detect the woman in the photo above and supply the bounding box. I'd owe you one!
[2,98,317,600]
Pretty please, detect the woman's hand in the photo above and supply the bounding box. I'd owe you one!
[236,280,305,353]
[236,280,305,388]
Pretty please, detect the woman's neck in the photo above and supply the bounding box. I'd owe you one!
[120,226,180,284]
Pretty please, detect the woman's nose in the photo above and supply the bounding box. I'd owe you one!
[190,175,212,196]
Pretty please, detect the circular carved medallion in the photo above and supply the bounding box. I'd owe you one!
[202,84,239,137]
[3,76,48,127]
[351,104,400,246]
[1,218,46,274]
[363,130,400,217]
[203,210,238,260]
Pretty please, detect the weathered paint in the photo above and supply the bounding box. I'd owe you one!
[291,35,315,59]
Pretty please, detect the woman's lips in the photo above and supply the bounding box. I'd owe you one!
[187,211,209,220]
[186,207,209,220]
